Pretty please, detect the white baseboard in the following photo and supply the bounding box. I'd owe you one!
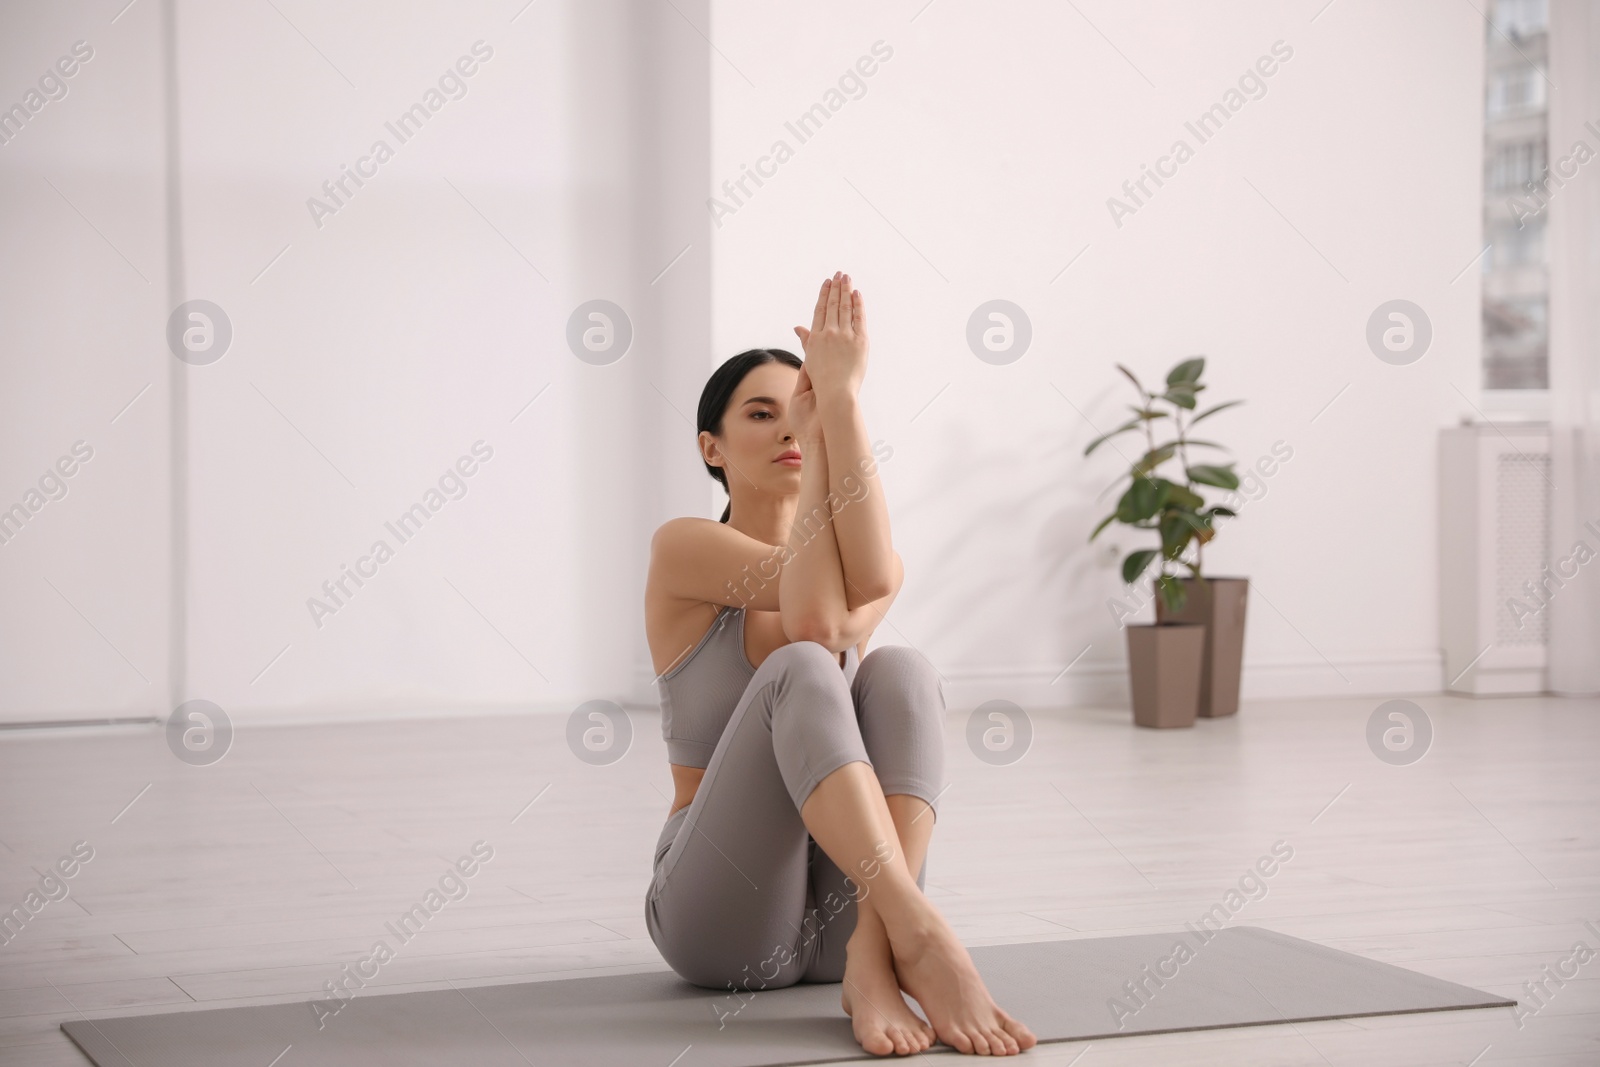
[627,650,1445,717]
[0,653,1442,730]
[1448,668,1548,695]
[1236,652,1445,699]
[928,651,1443,713]
[227,701,577,728]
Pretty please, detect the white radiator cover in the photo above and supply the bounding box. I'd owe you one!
[1439,422,1552,694]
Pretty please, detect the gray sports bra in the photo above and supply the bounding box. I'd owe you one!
[656,605,858,767]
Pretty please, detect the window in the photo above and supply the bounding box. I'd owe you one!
[1482,0,1550,391]
[1485,137,1546,190]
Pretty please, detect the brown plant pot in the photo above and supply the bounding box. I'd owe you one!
[1125,623,1205,728]
[1155,576,1249,718]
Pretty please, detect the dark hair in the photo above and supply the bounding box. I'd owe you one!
[697,347,803,523]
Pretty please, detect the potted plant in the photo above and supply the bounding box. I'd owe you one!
[1086,356,1248,725]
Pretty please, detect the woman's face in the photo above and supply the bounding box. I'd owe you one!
[702,362,805,498]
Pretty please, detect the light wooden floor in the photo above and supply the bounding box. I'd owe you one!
[1,694,1596,1066]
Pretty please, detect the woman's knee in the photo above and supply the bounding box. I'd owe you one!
[757,642,859,762]
[766,639,843,671]
[859,643,940,679]
[763,641,855,707]
[854,646,946,813]
[856,645,946,723]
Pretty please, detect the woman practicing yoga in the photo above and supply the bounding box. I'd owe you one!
[643,273,1036,1057]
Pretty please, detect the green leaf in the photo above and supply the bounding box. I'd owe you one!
[1127,405,1169,422]
[1161,387,1199,410]
[1088,512,1117,541]
[1132,444,1175,476]
[1187,464,1241,490]
[1155,575,1187,613]
[1166,357,1205,387]
[1115,363,1145,394]
[1205,505,1238,518]
[1116,477,1171,523]
[1160,511,1197,558]
[1190,399,1244,426]
[1083,417,1142,457]
[1153,438,1226,453]
[1122,548,1158,585]
[1165,484,1205,510]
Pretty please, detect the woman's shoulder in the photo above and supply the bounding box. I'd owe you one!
[650,515,730,560]
[649,515,783,615]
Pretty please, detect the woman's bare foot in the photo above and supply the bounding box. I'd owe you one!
[886,903,1037,1055]
[841,927,936,1056]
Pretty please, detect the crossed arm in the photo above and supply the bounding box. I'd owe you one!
[779,406,902,653]
[779,276,902,655]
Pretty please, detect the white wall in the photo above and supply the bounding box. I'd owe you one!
[0,1,174,722]
[1,0,1486,725]
[2,0,712,725]
[173,0,717,723]
[708,0,1484,709]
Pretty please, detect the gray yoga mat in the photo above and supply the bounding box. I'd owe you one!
[62,926,1514,1066]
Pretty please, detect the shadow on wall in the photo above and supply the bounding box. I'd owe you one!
[900,393,1120,668]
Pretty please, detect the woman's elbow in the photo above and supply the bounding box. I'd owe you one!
[847,579,892,608]
[784,616,842,651]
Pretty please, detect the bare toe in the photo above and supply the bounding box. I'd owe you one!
[1002,1014,1035,1050]
[842,949,933,1058]
[993,1025,1019,1055]
[889,909,1041,1058]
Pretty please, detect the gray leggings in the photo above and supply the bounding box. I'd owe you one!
[645,641,947,993]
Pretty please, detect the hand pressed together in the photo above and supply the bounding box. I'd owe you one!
[793,271,869,398]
